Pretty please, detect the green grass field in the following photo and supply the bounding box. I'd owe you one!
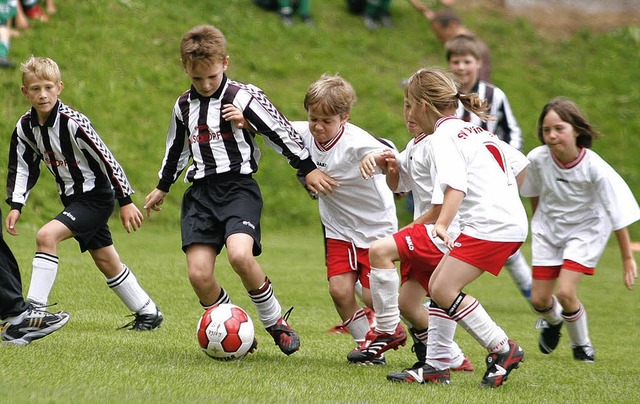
[1,0,640,402]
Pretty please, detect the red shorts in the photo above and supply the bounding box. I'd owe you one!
[325,238,371,288]
[393,224,444,295]
[449,233,522,276]
[532,260,594,280]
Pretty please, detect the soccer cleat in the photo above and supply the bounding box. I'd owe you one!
[119,308,163,331]
[266,307,300,355]
[481,340,524,388]
[536,318,563,354]
[452,356,474,372]
[346,323,407,364]
[572,345,595,363]
[387,363,451,384]
[1,308,70,346]
[327,323,347,334]
[248,337,258,354]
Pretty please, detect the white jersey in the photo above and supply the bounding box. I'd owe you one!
[396,133,460,253]
[293,121,398,248]
[428,116,529,242]
[521,146,640,266]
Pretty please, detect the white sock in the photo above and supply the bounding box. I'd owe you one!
[201,288,231,310]
[354,280,363,302]
[369,267,400,334]
[107,264,156,315]
[563,305,591,347]
[248,277,281,328]
[27,252,59,307]
[505,250,532,292]
[425,303,462,370]
[453,298,509,354]
[537,295,563,325]
[345,308,371,342]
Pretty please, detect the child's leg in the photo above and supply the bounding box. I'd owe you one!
[556,270,592,353]
[185,243,224,307]
[91,245,158,316]
[504,249,532,299]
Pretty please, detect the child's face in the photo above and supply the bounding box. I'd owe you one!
[541,109,580,158]
[448,53,481,89]
[21,73,63,120]
[306,104,348,143]
[185,57,228,97]
[403,98,423,137]
[405,97,437,135]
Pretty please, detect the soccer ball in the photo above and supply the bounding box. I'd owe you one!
[196,303,255,361]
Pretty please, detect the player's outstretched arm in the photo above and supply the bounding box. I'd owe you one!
[120,203,144,233]
[615,227,638,290]
[144,188,168,218]
[304,169,338,196]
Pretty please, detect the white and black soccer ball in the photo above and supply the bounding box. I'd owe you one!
[196,303,255,361]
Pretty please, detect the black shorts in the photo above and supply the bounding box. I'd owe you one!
[56,191,115,253]
[181,175,263,256]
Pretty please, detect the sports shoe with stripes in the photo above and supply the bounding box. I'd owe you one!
[119,307,163,331]
[266,307,300,356]
[1,308,70,346]
[387,363,451,384]
[536,318,563,354]
[347,323,407,363]
[572,345,595,362]
[481,340,524,388]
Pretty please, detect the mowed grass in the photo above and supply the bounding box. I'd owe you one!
[1,222,639,402]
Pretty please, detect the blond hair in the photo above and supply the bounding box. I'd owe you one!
[405,67,491,122]
[20,56,62,86]
[303,74,356,117]
[180,25,227,69]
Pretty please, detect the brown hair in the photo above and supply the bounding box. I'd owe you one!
[180,25,227,70]
[405,67,491,121]
[445,34,483,62]
[303,74,356,117]
[537,97,600,148]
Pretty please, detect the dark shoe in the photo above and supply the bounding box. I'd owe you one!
[387,363,450,384]
[1,308,70,346]
[119,307,163,331]
[0,57,16,69]
[481,340,524,388]
[536,318,562,354]
[347,323,407,363]
[266,307,300,355]
[572,345,595,362]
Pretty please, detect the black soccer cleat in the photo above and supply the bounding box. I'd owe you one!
[481,340,524,388]
[536,318,563,354]
[387,363,451,384]
[119,307,163,331]
[572,345,595,363]
[266,307,300,355]
[347,323,407,364]
[1,307,70,346]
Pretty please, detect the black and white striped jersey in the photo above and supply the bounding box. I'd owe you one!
[155,74,316,192]
[6,101,135,210]
[456,80,523,151]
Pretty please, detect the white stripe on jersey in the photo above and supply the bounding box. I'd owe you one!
[293,121,397,248]
[428,116,528,242]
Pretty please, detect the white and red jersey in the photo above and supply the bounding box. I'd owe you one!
[521,145,640,265]
[293,121,398,248]
[396,133,460,253]
[427,116,529,242]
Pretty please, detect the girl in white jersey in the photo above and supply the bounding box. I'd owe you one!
[402,67,528,388]
[521,98,639,362]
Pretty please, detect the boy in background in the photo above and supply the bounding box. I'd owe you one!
[5,56,162,331]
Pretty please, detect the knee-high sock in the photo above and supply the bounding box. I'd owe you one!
[563,304,591,347]
[248,277,281,328]
[452,298,509,354]
[505,250,532,295]
[425,302,463,370]
[107,264,156,315]
[345,308,371,343]
[27,252,59,307]
[369,267,400,334]
[535,295,563,325]
[201,288,231,310]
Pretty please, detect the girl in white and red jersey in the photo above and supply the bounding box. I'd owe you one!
[291,74,400,364]
[401,67,528,388]
[521,98,640,363]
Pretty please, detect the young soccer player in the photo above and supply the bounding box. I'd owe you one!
[5,56,163,331]
[446,34,532,300]
[289,74,398,364]
[1,208,70,345]
[399,67,528,387]
[356,94,474,380]
[144,25,336,356]
[521,97,639,362]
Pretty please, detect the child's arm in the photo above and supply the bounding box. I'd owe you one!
[614,227,638,290]
[222,104,250,130]
[119,202,144,233]
[433,186,464,249]
[304,169,339,196]
[4,209,22,236]
[144,189,168,217]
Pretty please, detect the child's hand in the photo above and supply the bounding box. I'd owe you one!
[4,209,21,236]
[305,169,338,196]
[144,188,168,218]
[120,203,144,233]
[222,104,249,130]
[360,149,395,179]
[432,223,453,250]
[623,256,637,290]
